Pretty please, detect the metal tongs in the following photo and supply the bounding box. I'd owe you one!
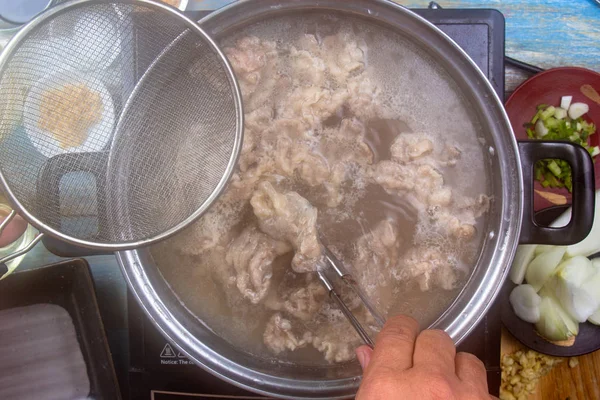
[317,245,386,348]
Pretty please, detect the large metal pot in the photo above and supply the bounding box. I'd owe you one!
[118,1,595,399]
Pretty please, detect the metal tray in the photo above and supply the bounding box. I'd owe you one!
[0,259,121,399]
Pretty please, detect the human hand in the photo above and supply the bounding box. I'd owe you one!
[356,315,495,399]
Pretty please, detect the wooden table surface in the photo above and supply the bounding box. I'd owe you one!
[501,327,600,400]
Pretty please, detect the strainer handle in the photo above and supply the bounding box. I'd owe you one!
[37,151,110,254]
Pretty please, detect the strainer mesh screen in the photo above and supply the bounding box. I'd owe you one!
[0,1,240,246]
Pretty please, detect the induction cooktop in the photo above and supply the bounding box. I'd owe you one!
[126,7,506,400]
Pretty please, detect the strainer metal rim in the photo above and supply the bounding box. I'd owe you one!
[0,0,244,250]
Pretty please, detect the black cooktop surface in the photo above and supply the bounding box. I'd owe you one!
[127,8,505,400]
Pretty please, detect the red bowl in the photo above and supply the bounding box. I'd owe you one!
[505,67,600,211]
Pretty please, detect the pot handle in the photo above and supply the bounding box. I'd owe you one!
[518,141,595,245]
[36,152,111,257]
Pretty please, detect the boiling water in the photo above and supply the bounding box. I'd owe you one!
[152,13,490,365]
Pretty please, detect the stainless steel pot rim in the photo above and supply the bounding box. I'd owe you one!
[119,0,521,398]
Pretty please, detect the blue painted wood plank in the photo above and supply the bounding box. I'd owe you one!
[398,0,600,71]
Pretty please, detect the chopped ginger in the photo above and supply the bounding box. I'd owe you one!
[38,83,103,149]
[500,350,563,400]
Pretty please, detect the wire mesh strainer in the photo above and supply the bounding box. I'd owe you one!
[0,0,243,258]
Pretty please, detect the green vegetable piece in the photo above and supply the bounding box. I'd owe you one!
[545,117,559,129]
[582,130,589,141]
[547,174,563,188]
[535,165,543,181]
[541,106,556,121]
[548,161,562,177]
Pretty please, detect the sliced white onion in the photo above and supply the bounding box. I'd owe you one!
[588,256,600,326]
[554,107,567,120]
[566,190,600,258]
[510,284,542,323]
[536,292,579,342]
[554,256,598,322]
[510,244,537,284]
[535,119,549,137]
[580,270,600,308]
[525,246,566,291]
[568,102,590,119]
[561,95,573,110]
[534,245,555,255]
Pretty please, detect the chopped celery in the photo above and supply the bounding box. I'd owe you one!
[565,175,572,192]
[531,110,542,125]
[527,100,597,193]
[581,130,590,141]
[547,174,562,188]
[535,165,543,181]
[547,161,562,177]
[540,106,556,121]
[545,117,560,129]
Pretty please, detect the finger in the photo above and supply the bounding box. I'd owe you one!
[412,329,456,373]
[356,345,373,370]
[455,352,489,392]
[363,315,419,375]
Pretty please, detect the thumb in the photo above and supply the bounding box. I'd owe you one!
[356,345,373,370]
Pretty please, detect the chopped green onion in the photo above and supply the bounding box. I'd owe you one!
[527,100,596,193]
[547,161,562,177]
[540,106,556,121]
[546,117,559,129]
